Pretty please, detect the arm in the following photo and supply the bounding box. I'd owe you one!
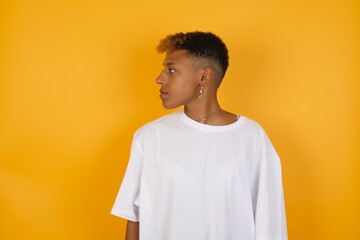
[254,130,287,239]
[125,220,139,240]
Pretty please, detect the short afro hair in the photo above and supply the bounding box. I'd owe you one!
[157,31,229,85]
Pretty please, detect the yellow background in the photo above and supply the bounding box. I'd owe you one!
[0,0,359,239]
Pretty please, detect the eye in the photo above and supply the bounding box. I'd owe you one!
[168,68,175,73]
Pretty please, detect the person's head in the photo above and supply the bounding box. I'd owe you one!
[157,31,229,87]
[156,31,229,109]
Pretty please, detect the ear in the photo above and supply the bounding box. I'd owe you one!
[200,67,214,86]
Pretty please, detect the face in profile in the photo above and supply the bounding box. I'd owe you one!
[156,50,203,109]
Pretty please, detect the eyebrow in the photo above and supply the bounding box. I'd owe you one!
[163,62,175,67]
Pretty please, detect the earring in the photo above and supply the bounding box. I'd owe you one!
[199,86,203,99]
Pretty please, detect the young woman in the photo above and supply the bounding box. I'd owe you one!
[111,31,288,240]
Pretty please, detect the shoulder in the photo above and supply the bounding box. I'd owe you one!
[241,115,279,159]
[237,115,277,152]
[133,110,179,138]
[238,115,267,136]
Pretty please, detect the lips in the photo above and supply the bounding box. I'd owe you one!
[160,89,168,98]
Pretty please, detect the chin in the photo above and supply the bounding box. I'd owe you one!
[162,102,181,110]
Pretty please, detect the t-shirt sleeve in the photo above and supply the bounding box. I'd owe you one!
[254,129,288,240]
[110,133,143,222]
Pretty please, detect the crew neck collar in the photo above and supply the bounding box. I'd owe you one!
[177,109,246,132]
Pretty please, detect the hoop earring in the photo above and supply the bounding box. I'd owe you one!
[199,86,203,99]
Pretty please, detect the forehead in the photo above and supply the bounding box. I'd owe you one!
[163,50,195,66]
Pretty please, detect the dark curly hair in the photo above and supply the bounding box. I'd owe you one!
[157,31,229,86]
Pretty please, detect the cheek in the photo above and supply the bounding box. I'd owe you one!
[182,74,200,92]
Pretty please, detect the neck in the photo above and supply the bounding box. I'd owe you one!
[184,97,221,124]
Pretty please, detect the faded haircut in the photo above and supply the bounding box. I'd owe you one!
[157,31,229,86]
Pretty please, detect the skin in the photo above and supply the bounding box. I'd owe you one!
[125,221,139,240]
[125,49,238,240]
[156,49,237,125]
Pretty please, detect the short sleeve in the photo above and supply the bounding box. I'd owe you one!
[110,133,143,222]
[255,130,288,240]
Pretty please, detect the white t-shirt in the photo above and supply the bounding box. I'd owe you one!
[111,110,288,240]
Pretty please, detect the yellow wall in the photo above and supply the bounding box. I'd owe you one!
[0,0,359,239]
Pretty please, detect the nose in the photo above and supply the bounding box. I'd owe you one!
[156,70,166,85]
